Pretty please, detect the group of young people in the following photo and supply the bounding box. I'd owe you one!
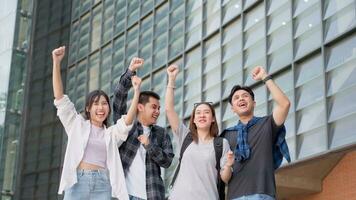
[52,46,291,200]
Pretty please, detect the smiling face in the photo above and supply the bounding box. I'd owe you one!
[137,96,161,126]
[231,89,255,117]
[193,104,215,130]
[86,95,110,127]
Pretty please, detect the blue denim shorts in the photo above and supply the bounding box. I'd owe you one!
[64,169,111,200]
[232,194,275,200]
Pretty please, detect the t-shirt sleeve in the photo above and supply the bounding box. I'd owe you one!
[173,121,190,149]
[269,114,285,140]
[220,138,231,168]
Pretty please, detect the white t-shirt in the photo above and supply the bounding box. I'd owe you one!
[169,122,230,200]
[126,125,151,199]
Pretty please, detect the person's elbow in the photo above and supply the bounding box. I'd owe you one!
[161,153,174,168]
[281,98,291,111]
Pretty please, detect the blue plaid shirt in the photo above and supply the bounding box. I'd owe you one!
[113,69,174,200]
[224,116,291,169]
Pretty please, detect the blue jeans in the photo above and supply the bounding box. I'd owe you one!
[232,194,275,200]
[64,169,111,200]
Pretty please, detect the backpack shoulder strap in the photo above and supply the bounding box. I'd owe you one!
[170,133,193,188]
[213,137,223,171]
[214,136,225,200]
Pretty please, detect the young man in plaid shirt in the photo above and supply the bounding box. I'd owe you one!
[113,58,174,200]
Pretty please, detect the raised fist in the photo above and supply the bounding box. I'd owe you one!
[167,64,179,79]
[131,75,142,91]
[252,66,268,81]
[52,46,65,63]
[129,57,144,72]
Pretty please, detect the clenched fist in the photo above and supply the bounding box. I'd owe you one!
[52,46,65,64]
[129,57,144,72]
[167,64,179,80]
[252,66,268,81]
[131,76,142,91]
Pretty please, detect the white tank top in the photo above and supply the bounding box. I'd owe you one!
[82,125,107,168]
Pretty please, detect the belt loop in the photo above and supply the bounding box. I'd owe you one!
[77,169,84,176]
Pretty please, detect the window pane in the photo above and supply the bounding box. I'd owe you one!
[222,58,243,98]
[89,52,99,91]
[185,47,201,83]
[327,59,356,96]
[328,86,356,123]
[329,113,356,149]
[244,4,264,31]
[243,40,265,85]
[114,1,126,35]
[141,0,154,16]
[127,0,139,27]
[222,0,242,24]
[294,2,322,59]
[91,5,102,51]
[293,0,319,17]
[295,54,323,87]
[204,0,220,36]
[102,0,114,43]
[297,101,326,134]
[170,4,184,28]
[78,13,90,59]
[324,2,355,42]
[326,34,356,71]
[169,22,184,59]
[296,77,324,110]
[222,101,235,129]
[297,126,327,158]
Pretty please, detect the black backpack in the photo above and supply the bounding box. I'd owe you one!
[170,133,225,200]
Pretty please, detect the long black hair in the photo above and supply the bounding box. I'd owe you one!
[84,90,111,127]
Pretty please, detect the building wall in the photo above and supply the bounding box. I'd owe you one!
[0,0,33,198]
[14,0,71,199]
[287,151,356,200]
[65,0,356,195]
[0,0,355,199]
[0,0,18,194]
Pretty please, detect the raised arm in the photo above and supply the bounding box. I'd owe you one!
[124,76,141,125]
[113,57,144,122]
[52,46,65,100]
[52,46,78,135]
[165,65,180,133]
[252,66,291,126]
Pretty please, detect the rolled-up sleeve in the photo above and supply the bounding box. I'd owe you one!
[111,115,133,146]
[54,95,78,136]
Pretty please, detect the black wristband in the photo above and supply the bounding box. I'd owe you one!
[262,75,272,84]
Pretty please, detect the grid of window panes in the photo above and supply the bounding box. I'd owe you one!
[67,0,356,167]
[16,0,72,199]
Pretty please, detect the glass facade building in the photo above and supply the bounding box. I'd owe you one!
[0,0,355,199]
[0,0,33,199]
[67,0,356,162]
